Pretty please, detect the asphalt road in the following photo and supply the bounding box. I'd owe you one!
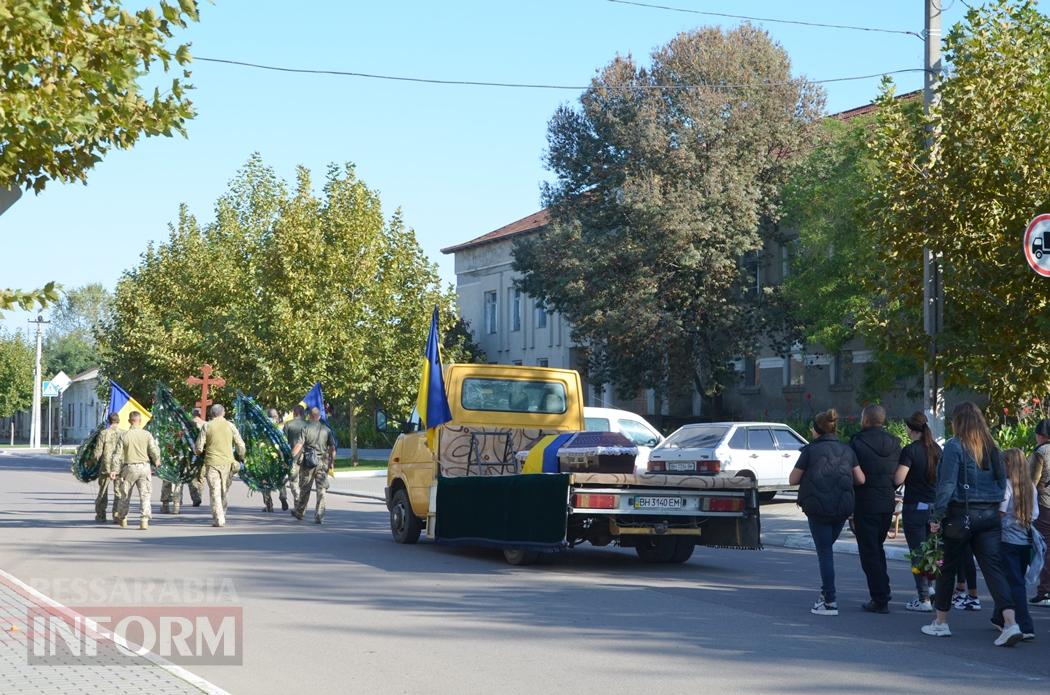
[1,451,1048,694]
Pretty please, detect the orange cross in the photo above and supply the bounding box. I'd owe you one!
[185,363,226,415]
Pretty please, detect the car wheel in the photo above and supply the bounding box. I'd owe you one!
[503,548,540,565]
[635,537,676,563]
[389,488,422,544]
[667,538,696,563]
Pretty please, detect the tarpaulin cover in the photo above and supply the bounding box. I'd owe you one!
[435,473,570,549]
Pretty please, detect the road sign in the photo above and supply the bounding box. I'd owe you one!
[41,381,60,398]
[1024,213,1050,277]
[51,371,71,392]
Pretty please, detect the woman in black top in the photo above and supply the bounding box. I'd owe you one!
[895,411,941,612]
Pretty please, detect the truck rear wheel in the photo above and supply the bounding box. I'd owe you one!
[635,537,675,563]
[668,538,696,563]
[389,488,422,544]
[503,549,540,565]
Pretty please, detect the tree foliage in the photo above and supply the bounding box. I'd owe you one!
[0,284,60,312]
[97,155,466,423]
[0,0,198,192]
[41,283,114,377]
[514,26,823,407]
[0,330,34,418]
[864,0,1050,408]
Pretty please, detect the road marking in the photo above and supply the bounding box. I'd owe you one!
[0,568,232,695]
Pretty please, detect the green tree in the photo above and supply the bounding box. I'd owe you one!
[98,155,463,452]
[865,0,1050,409]
[0,0,198,193]
[0,330,34,418]
[514,25,823,411]
[0,284,59,313]
[41,283,114,377]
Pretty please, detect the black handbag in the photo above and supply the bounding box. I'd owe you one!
[943,448,1002,540]
[302,448,321,469]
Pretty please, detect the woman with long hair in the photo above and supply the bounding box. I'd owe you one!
[994,448,1039,640]
[894,411,941,611]
[1029,419,1050,605]
[923,402,1022,646]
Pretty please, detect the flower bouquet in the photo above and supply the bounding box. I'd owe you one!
[907,531,944,580]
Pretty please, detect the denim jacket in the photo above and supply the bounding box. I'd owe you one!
[931,437,1005,521]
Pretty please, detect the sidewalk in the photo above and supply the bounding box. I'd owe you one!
[761,494,911,561]
[0,569,224,695]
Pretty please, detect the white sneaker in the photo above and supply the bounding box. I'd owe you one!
[994,624,1022,647]
[811,596,839,616]
[921,621,952,637]
[906,598,933,612]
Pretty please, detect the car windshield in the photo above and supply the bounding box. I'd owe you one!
[461,378,568,414]
[662,426,729,449]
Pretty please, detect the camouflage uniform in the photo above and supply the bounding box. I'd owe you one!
[115,425,160,528]
[281,417,306,512]
[261,415,290,512]
[92,426,123,521]
[195,418,246,527]
[293,421,335,523]
[160,478,202,514]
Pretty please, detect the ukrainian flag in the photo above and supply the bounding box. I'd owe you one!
[300,382,327,422]
[416,307,452,451]
[108,380,151,431]
[521,433,574,474]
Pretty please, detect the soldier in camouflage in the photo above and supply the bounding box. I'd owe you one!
[282,405,306,515]
[261,408,290,513]
[160,407,204,514]
[114,411,160,530]
[92,413,123,522]
[290,407,336,524]
[194,403,246,527]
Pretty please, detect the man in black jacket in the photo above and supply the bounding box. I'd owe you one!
[851,404,902,613]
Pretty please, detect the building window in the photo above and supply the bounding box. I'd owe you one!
[743,355,759,388]
[744,251,762,294]
[511,288,522,332]
[535,302,548,329]
[832,350,854,387]
[784,353,805,386]
[512,360,522,366]
[484,291,497,334]
[537,358,549,368]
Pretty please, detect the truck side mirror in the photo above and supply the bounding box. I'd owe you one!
[375,409,389,433]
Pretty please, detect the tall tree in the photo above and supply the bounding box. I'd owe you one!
[514,26,823,410]
[0,330,34,418]
[0,0,198,193]
[41,284,114,377]
[98,155,466,424]
[865,0,1050,408]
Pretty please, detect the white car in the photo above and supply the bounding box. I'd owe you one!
[648,422,808,500]
[583,407,665,473]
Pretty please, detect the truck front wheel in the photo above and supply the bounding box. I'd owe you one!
[390,488,422,544]
[635,537,675,563]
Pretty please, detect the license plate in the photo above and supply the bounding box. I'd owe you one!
[667,462,694,472]
[634,496,685,509]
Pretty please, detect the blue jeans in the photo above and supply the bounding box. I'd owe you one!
[808,517,847,604]
[1000,542,1035,634]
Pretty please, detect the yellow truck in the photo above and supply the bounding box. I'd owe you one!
[382,364,761,565]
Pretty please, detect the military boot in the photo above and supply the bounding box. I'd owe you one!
[118,518,127,528]
[281,498,289,511]
[160,503,170,514]
[139,518,149,530]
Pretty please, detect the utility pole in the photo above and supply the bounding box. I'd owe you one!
[923,0,944,440]
[27,314,50,449]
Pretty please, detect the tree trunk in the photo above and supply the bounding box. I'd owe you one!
[350,406,359,466]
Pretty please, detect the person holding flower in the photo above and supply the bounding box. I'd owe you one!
[922,402,1021,646]
[895,411,941,612]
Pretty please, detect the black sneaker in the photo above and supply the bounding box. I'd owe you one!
[862,601,890,614]
[1030,593,1050,606]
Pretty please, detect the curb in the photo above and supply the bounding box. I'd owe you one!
[0,568,232,695]
[328,490,385,502]
[332,469,386,479]
[765,533,911,562]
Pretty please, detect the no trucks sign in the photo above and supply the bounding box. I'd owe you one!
[1024,214,1050,277]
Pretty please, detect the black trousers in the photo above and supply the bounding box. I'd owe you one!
[934,520,1014,614]
[854,512,893,605]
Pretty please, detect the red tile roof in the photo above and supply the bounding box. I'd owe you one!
[444,92,924,255]
[441,208,550,254]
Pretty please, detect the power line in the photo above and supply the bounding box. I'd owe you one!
[605,0,923,39]
[195,56,926,91]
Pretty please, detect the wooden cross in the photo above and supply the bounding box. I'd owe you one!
[185,363,226,416]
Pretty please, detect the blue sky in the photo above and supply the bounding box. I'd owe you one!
[0,0,1016,333]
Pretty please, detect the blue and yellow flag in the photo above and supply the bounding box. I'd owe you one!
[108,380,151,431]
[416,307,452,450]
[521,433,574,474]
[300,382,328,423]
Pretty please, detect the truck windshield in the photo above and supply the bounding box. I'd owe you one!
[461,378,568,414]
[662,426,729,449]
